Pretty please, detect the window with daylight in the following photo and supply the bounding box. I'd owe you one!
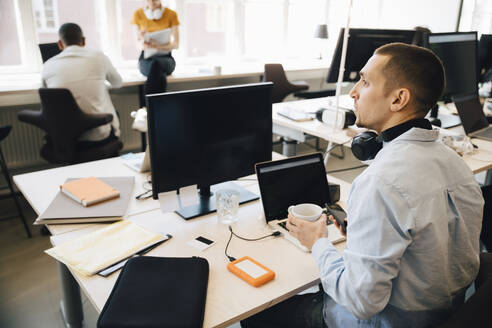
[32,0,102,49]
[32,0,59,33]
[2,0,492,74]
[0,0,22,67]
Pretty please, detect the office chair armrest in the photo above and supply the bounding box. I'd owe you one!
[79,112,114,131]
[292,81,309,89]
[17,110,47,131]
[294,88,336,99]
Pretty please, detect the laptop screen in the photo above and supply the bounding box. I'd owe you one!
[453,93,489,134]
[39,43,61,63]
[255,153,332,222]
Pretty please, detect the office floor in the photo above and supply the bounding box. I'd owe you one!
[0,140,365,328]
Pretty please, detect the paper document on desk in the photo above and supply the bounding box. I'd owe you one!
[277,106,314,122]
[144,28,171,59]
[45,220,167,276]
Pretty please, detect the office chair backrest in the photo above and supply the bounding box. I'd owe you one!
[39,88,99,149]
[264,64,308,103]
[18,88,120,164]
[481,185,492,251]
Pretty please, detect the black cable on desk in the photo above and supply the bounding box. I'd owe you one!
[225,230,236,262]
[224,226,281,262]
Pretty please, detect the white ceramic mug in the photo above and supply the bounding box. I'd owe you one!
[288,203,323,222]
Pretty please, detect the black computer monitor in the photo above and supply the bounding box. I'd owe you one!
[38,43,61,63]
[427,32,478,128]
[427,32,479,101]
[327,28,416,83]
[479,34,492,82]
[146,82,273,220]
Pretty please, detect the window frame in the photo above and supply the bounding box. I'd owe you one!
[32,0,59,33]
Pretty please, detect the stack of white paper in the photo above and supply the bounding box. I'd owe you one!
[45,220,166,276]
[144,28,171,59]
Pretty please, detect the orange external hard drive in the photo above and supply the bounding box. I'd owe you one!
[227,256,275,287]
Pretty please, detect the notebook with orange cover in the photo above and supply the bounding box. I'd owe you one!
[60,177,120,207]
[36,176,134,224]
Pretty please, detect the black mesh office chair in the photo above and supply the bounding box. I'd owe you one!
[263,64,309,103]
[0,125,31,238]
[480,185,492,251]
[18,88,123,165]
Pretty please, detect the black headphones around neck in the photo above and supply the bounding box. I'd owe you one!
[351,118,433,161]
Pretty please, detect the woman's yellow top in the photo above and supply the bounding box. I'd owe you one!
[131,7,180,32]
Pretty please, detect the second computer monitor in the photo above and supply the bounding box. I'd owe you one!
[327,28,416,83]
[427,32,478,102]
[146,82,273,219]
[479,34,492,82]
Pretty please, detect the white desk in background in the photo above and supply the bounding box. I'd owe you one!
[272,96,362,158]
[273,97,492,175]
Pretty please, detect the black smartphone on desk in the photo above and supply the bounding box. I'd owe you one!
[324,203,347,234]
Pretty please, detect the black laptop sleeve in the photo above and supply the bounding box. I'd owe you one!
[97,256,209,328]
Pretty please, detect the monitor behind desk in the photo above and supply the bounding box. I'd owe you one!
[429,104,462,129]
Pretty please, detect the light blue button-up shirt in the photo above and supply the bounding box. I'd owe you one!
[312,128,483,328]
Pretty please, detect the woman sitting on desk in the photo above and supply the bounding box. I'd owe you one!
[131,0,180,77]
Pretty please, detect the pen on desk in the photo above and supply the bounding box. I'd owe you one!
[98,234,172,277]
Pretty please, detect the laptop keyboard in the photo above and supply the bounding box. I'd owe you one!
[474,127,492,139]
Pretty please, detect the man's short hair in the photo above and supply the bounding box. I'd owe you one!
[374,43,445,115]
[58,23,84,46]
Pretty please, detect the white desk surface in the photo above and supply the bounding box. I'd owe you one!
[457,137,492,174]
[48,175,349,328]
[13,156,155,218]
[274,97,492,175]
[273,97,363,145]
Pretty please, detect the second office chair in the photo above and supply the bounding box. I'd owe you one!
[263,64,309,103]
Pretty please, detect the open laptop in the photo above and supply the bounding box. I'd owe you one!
[255,153,346,252]
[38,43,61,63]
[453,93,492,141]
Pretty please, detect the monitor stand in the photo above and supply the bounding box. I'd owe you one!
[175,181,259,220]
[428,104,461,129]
[437,113,462,129]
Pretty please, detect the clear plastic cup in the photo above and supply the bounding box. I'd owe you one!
[216,189,240,225]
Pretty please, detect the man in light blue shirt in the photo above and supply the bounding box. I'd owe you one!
[242,43,483,328]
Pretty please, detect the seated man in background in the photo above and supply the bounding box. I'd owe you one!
[42,22,123,147]
[242,43,483,328]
